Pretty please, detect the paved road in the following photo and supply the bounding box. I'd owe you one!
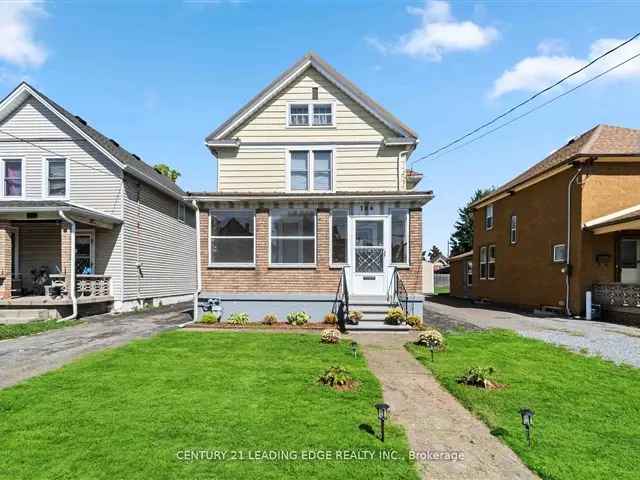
[351,331,538,480]
[424,297,640,367]
[0,305,191,389]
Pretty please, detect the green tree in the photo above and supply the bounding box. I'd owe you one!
[154,163,181,183]
[449,188,494,256]
[428,245,444,262]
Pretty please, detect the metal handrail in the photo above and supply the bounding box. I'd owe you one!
[389,266,409,319]
[332,266,350,331]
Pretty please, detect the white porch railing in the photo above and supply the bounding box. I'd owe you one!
[76,275,111,297]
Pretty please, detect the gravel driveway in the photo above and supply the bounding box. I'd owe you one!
[0,304,191,389]
[424,297,640,368]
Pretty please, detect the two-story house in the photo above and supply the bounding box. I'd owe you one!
[450,125,640,325]
[0,82,197,321]
[190,52,432,327]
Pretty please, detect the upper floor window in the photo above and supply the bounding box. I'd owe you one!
[288,103,334,127]
[485,204,494,230]
[209,209,255,266]
[177,202,186,223]
[289,150,333,192]
[3,159,23,197]
[45,158,67,197]
[510,214,517,244]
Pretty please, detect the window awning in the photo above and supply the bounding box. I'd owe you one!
[0,201,122,229]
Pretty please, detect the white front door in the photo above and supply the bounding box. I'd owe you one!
[351,216,389,296]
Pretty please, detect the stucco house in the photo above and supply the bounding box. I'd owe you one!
[0,82,197,321]
[450,125,640,325]
[190,52,432,327]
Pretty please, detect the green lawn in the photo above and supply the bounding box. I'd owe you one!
[0,331,418,480]
[407,330,640,480]
[0,319,81,340]
[434,286,450,295]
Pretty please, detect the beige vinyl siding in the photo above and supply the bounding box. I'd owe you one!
[229,67,397,142]
[122,174,196,301]
[218,146,286,192]
[336,144,403,191]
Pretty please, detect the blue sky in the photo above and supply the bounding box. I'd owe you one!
[1,1,640,253]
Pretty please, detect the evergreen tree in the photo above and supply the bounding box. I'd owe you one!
[428,245,444,262]
[449,188,494,256]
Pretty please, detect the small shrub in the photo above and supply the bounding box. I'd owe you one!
[324,312,338,325]
[406,314,423,329]
[320,328,341,344]
[318,366,352,387]
[262,313,278,325]
[457,366,497,388]
[348,310,363,323]
[228,312,249,325]
[415,329,444,349]
[286,311,310,326]
[385,307,405,325]
[198,312,220,324]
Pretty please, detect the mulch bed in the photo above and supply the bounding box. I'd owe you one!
[185,322,336,331]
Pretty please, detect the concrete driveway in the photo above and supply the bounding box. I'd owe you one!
[424,296,640,367]
[0,304,191,389]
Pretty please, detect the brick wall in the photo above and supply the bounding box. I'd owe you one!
[60,223,72,276]
[0,223,12,299]
[200,207,424,295]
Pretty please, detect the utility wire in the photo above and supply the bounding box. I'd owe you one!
[425,50,640,163]
[410,31,640,167]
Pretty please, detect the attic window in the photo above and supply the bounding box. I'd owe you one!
[288,103,334,127]
[312,87,318,100]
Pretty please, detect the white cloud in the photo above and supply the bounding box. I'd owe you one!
[536,38,568,56]
[490,37,640,98]
[367,1,498,61]
[0,1,47,67]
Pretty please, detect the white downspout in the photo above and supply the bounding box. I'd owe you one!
[398,149,410,191]
[192,200,201,323]
[58,210,77,322]
[565,166,584,317]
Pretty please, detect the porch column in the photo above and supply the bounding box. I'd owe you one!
[60,222,72,284]
[0,223,12,299]
[317,208,330,271]
[255,209,269,272]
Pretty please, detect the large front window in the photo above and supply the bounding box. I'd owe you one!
[289,150,332,192]
[210,210,255,265]
[46,158,67,197]
[3,159,22,197]
[391,209,408,264]
[270,209,316,265]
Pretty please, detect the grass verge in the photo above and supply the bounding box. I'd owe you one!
[0,331,418,480]
[0,319,82,341]
[407,329,640,480]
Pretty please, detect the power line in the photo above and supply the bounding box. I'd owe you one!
[425,50,640,163]
[410,31,640,167]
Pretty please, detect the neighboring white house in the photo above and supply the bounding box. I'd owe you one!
[0,82,197,319]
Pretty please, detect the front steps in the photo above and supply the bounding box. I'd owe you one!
[346,295,411,331]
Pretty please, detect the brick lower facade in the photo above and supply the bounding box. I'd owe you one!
[200,207,423,295]
[0,223,12,299]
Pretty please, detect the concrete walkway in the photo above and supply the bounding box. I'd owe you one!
[0,304,190,389]
[351,331,537,480]
[424,297,640,367]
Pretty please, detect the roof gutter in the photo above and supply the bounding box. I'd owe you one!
[187,192,434,203]
[122,165,192,206]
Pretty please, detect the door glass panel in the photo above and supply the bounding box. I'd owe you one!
[356,249,383,273]
[620,240,637,268]
[356,220,383,247]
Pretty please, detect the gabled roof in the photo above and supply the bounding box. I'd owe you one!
[205,51,418,142]
[472,124,640,208]
[0,82,187,200]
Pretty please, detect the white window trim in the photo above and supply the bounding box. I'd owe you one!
[485,204,494,231]
[329,208,349,268]
[286,101,336,128]
[510,214,517,245]
[488,244,496,280]
[1,158,26,200]
[76,229,95,274]
[42,157,70,200]
[553,243,566,263]
[208,208,256,268]
[286,147,336,193]
[177,201,186,223]
[479,246,487,280]
[268,208,317,268]
[390,208,410,268]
